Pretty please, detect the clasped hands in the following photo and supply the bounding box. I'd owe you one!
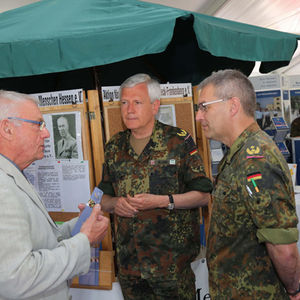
[114,193,160,217]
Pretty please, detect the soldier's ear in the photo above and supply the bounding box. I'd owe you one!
[229,97,240,116]
[152,99,160,115]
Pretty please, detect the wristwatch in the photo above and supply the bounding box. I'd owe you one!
[167,194,175,210]
[287,283,300,296]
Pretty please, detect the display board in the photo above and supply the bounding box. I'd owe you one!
[27,89,114,290]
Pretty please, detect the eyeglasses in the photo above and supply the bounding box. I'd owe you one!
[197,99,226,112]
[7,117,46,130]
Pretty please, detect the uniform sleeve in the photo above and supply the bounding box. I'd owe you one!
[97,131,117,197]
[181,133,213,193]
[98,161,115,196]
[242,158,298,244]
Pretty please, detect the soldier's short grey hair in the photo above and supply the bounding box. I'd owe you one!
[198,69,256,117]
[0,90,38,120]
[119,73,161,103]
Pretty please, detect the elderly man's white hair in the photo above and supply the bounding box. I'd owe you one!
[0,90,38,119]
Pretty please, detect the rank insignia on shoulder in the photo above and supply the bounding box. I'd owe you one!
[246,145,260,155]
[246,155,264,159]
[177,129,187,137]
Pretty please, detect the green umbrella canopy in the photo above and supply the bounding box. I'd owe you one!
[0,0,299,83]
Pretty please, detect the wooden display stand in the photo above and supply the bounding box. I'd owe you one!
[193,86,212,240]
[38,90,114,290]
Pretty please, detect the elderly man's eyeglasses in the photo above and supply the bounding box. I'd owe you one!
[7,117,46,130]
[197,99,226,112]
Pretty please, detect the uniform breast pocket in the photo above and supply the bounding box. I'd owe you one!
[149,161,179,194]
[212,183,232,203]
[111,164,131,195]
[212,180,244,235]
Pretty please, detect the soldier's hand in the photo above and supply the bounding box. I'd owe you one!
[114,196,138,217]
[80,204,109,244]
[127,193,161,210]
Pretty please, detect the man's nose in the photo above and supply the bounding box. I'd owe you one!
[127,102,135,112]
[42,127,50,138]
[196,109,205,121]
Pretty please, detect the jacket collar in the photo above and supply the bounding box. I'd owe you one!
[219,122,260,169]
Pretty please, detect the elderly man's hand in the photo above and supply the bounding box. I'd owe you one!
[80,204,109,244]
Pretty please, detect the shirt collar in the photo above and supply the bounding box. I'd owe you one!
[0,153,22,172]
[220,122,260,167]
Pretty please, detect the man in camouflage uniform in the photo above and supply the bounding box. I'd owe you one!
[196,69,300,299]
[99,73,213,300]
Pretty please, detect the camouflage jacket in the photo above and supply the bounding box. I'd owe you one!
[207,122,298,299]
[99,120,212,279]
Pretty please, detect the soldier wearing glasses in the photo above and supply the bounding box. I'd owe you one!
[0,90,108,300]
[196,70,300,299]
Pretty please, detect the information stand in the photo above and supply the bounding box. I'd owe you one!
[28,89,114,290]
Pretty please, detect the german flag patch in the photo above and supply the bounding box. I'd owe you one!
[247,172,262,193]
[247,173,262,181]
[184,134,198,155]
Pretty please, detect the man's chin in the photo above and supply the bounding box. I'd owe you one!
[201,125,209,133]
[124,121,138,130]
[203,129,212,139]
[37,152,45,160]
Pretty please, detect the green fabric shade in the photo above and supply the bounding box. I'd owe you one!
[0,0,298,79]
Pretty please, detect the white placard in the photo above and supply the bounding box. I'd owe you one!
[31,89,84,107]
[249,74,281,90]
[101,83,193,102]
[24,160,90,212]
[156,104,176,127]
